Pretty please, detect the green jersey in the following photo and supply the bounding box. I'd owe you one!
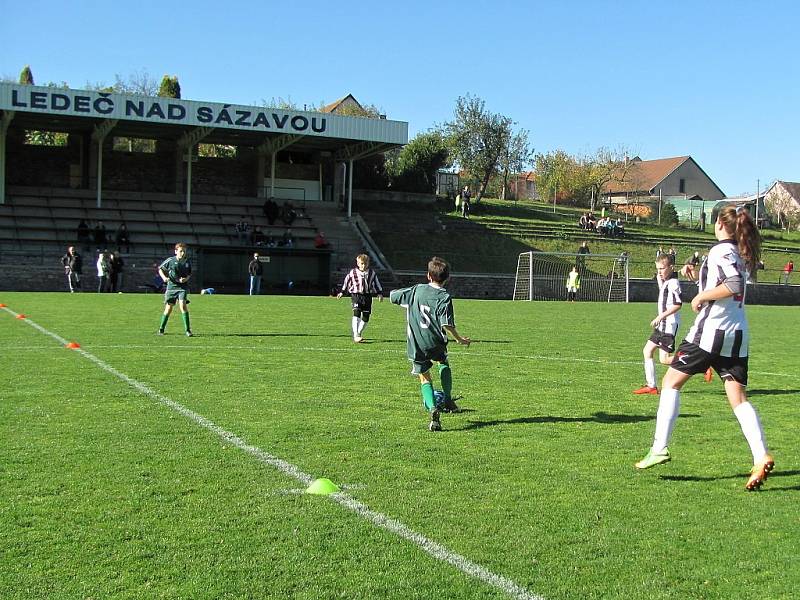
[390,283,455,361]
[159,256,192,291]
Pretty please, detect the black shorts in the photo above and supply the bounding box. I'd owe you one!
[671,340,749,386]
[351,293,373,319]
[648,329,676,353]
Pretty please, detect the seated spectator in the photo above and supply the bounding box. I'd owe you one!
[142,263,165,293]
[578,213,588,230]
[263,197,279,225]
[266,235,277,248]
[235,216,250,245]
[280,228,295,248]
[586,213,597,231]
[115,222,131,253]
[314,231,330,249]
[77,219,91,250]
[281,202,297,226]
[93,221,107,249]
[614,218,625,237]
[252,226,266,246]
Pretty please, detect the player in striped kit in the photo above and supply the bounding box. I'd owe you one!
[337,254,383,342]
[635,206,773,490]
[633,255,683,395]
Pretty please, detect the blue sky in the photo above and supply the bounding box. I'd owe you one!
[2,0,797,196]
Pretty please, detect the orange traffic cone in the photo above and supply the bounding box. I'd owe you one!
[66,342,81,349]
[15,314,26,319]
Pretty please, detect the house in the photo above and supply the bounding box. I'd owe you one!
[604,156,725,202]
[510,170,538,200]
[764,180,800,230]
[320,94,368,115]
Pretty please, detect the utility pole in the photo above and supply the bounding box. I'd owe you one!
[755,179,760,227]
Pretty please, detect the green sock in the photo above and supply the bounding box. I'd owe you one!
[421,382,435,411]
[438,364,452,401]
[159,314,169,331]
[181,312,191,332]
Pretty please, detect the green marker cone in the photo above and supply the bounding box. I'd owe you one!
[305,478,340,495]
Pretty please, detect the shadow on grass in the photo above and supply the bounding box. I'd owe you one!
[203,332,354,339]
[659,470,800,492]
[459,412,701,430]
[746,389,800,397]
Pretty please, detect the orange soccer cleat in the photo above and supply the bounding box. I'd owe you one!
[633,386,659,395]
[745,454,775,491]
[703,367,714,383]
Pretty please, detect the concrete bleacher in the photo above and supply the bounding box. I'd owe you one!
[0,186,320,256]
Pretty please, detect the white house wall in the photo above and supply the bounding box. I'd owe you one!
[657,160,724,200]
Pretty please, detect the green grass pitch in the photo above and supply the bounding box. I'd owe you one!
[1,292,798,600]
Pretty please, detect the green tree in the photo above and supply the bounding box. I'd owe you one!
[19,65,34,85]
[533,150,575,206]
[386,130,450,193]
[498,129,533,200]
[158,75,181,99]
[445,95,513,201]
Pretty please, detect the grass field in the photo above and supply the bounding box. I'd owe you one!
[1,292,798,600]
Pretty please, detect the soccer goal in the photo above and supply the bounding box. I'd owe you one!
[513,251,629,302]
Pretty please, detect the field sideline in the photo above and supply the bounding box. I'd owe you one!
[1,292,798,600]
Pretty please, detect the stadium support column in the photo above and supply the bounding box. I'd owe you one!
[270,152,276,198]
[347,159,354,218]
[92,119,118,209]
[0,110,14,205]
[177,127,212,213]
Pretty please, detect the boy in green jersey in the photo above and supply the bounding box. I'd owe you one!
[390,257,471,431]
[157,242,193,336]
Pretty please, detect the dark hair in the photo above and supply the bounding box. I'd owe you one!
[428,256,450,284]
[718,206,760,273]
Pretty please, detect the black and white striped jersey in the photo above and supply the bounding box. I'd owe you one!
[340,268,383,295]
[657,273,682,336]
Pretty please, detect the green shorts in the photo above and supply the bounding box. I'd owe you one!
[410,352,448,375]
[164,288,190,305]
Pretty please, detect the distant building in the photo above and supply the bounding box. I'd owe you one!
[510,171,538,200]
[764,180,800,230]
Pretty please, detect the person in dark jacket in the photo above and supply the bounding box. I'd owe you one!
[248,252,263,295]
[60,246,83,292]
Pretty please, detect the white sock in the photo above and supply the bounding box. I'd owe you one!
[357,319,367,335]
[652,388,680,453]
[351,316,359,338]
[644,358,656,388]
[733,402,768,462]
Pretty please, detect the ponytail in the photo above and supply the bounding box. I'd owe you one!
[718,205,760,274]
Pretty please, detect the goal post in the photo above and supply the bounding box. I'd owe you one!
[513,251,629,302]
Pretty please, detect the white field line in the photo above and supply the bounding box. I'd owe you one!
[5,340,792,379]
[3,308,544,600]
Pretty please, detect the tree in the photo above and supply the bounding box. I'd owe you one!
[445,95,513,201]
[533,150,575,207]
[158,75,181,99]
[498,129,533,200]
[586,146,631,211]
[19,65,34,85]
[386,130,451,193]
[113,69,159,96]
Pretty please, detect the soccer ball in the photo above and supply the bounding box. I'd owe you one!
[423,390,447,411]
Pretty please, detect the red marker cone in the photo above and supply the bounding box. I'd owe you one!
[16,314,26,319]
[66,342,81,349]
[0,303,6,307]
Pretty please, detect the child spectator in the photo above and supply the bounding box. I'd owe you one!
[565,266,580,302]
[389,256,471,431]
[337,254,383,342]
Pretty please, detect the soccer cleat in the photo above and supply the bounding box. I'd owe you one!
[185,330,193,337]
[635,448,671,470]
[428,409,442,432]
[633,386,659,395]
[745,454,775,491]
[353,336,363,343]
[157,330,165,336]
[442,398,461,413]
[704,367,714,382]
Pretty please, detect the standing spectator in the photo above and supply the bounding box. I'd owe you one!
[577,241,590,270]
[60,246,83,292]
[460,186,471,218]
[780,260,794,285]
[263,197,279,225]
[281,201,297,226]
[235,216,250,245]
[667,246,677,265]
[96,250,111,293]
[110,251,124,292]
[77,220,91,252]
[248,252,263,295]
[115,223,131,253]
[157,242,193,337]
[454,192,461,214]
[700,211,707,232]
[93,221,107,250]
[337,253,383,343]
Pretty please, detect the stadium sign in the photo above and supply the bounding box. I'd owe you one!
[0,83,408,144]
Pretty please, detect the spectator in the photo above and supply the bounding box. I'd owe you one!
[93,221,107,250]
[281,202,297,226]
[454,193,461,214]
[235,216,250,245]
[263,197,279,225]
[586,212,597,231]
[110,251,124,292]
[252,226,266,246]
[461,186,471,218]
[60,246,83,292]
[615,218,625,237]
[265,235,277,248]
[699,211,707,232]
[780,260,793,285]
[667,246,677,265]
[143,263,165,293]
[577,241,590,270]
[248,252,263,295]
[314,231,330,249]
[96,250,111,293]
[281,229,295,248]
[686,251,701,268]
[77,219,91,252]
[656,245,665,259]
[578,213,588,230]
[115,223,131,253]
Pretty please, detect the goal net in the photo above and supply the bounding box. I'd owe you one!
[513,251,629,302]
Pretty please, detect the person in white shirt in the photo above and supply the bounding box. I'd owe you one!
[635,206,773,491]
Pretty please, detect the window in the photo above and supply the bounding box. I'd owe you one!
[679,178,686,194]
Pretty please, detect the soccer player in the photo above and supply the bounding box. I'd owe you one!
[635,206,773,490]
[390,256,471,431]
[633,255,682,395]
[157,242,193,337]
[337,254,383,342]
